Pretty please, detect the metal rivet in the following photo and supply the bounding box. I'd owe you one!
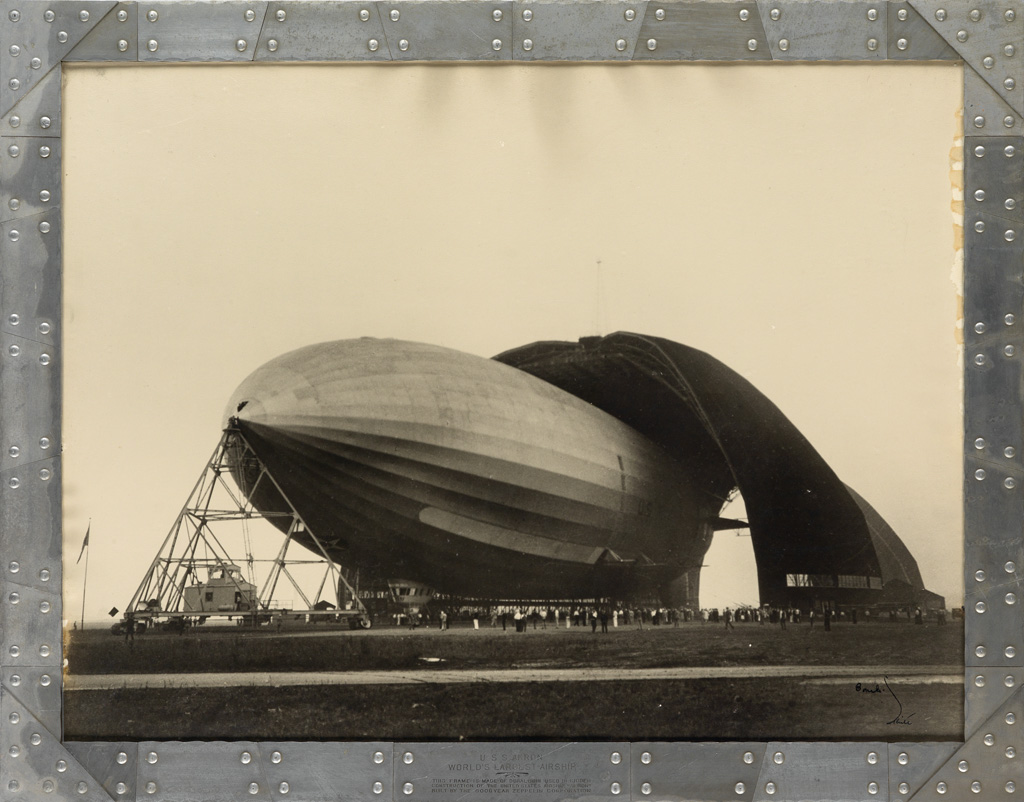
[236,39,247,51]
[1007,198,1017,210]
[8,445,19,458]
[40,353,50,366]
[8,712,19,724]
[30,58,40,69]
[117,9,127,21]
[9,478,20,489]
[491,38,502,50]
[39,568,49,581]
[8,10,19,22]
[279,782,290,794]
[624,8,634,20]
[1007,116,1017,128]
[1007,78,1017,91]
[1007,230,1018,241]
[611,783,622,795]
[56,760,66,772]
[8,145,19,158]
[765,782,776,795]
[9,674,19,685]
[975,189,986,202]
[898,783,910,795]
[44,781,55,794]
[610,752,621,764]
[57,30,68,42]
[521,38,532,49]
[897,38,908,50]
[8,44,19,56]
[978,645,988,657]
[739,8,749,20]
[8,782,18,792]
[1008,9,1017,21]
[747,38,757,50]
[147,39,158,51]
[647,38,656,50]
[248,783,259,795]
[773,751,784,764]
[743,751,754,764]
[1010,675,1020,687]
[241,751,252,764]
[868,782,879,795]
[8,230,18,242]
[960,760,970,773]
[1006,477,1017,488]
[1009,646,1018,658]
[984,56,996,69]
[977,600,988,612]
[493,9,502,21]
[976,674,987,686]
[8,646,18,657]
[39,644,49,657]
[1008,45,1017,57]
[8,115,20,130]
[1009,746,1019,757]
[867,7,878,20]
[398,39,409,50]
[403,783,414,795]
[39,221,50,233]
[40,436,50,449]
[40,674,50,686]
[655,8,665,20]
[986,733,996,746]
[147,9,158,21]
[735,783,745,795]
[390,9,400,20]
[373,783,383,795]
[245,9,255,21]
[146,783,156,795]
[641,752,653,764]
[972,782,982,794]
[7,345,19,357]
[373,751,385,764]
[971,7,982,20]
[9,593,20,604]
[359,9,370,21]
[8,79,19,91]
[937,782,948,794]
[267,39,278,51]
[8,198,19,210]
[1009,782,1017,793]
[976,145,986,157]
[779,39,789,51]
[975,115,987,128]
[367,39,378,51]
[935,9,947,20]
[271,751,282,763]
[615,39,626,51]
[117,39,128,51]
[7,561,17,572]
[8,314,19,325]
[403,752,414,764]
[117,751,128,764]
[898,8,908,20]
[276,9,286,21]
[977,569,987,581]
[147,752,158,764]
[976,321,987,333]
[867,751,878,764]
[115,783,126,795]
[958,30,968,42]
[641,783,652,795]
[40,146,50,157]
[79,9,89,21]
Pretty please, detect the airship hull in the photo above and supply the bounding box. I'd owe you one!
[227,339,718,603]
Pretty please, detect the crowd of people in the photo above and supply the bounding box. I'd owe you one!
[391,603,954,631]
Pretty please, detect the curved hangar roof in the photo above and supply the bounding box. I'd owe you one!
[495,332,924,602]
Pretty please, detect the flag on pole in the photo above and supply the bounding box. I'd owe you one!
[77,523,90,564]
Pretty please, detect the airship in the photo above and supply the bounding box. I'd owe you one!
[224,333,936,609]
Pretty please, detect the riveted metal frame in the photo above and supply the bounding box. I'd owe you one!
[0,0,1014,800]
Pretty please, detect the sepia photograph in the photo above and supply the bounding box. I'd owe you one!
[61,59,964,742]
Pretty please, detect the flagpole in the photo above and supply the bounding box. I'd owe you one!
[80,520,90,631]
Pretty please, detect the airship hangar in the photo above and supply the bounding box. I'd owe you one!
[215,332,943,613]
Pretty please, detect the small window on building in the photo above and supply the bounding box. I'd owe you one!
[868,576,883,589]
[204,591,214,602]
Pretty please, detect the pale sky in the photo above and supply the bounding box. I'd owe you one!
[62,62,964,623]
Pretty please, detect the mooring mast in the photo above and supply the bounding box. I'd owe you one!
[124,427,369,627]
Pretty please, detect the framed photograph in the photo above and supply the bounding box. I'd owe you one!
[0,0,1018,800]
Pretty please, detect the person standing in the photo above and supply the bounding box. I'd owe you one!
[724,607,734,630]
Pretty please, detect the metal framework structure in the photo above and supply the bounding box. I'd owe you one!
[123,427,367,625]
[0,1,1020,801]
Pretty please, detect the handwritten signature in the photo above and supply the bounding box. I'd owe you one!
[855,676,914,725]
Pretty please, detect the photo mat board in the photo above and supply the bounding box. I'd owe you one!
[0,0,1021,799]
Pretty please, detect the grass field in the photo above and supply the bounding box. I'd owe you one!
[64,621,964,741]
[67,619,963,674]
